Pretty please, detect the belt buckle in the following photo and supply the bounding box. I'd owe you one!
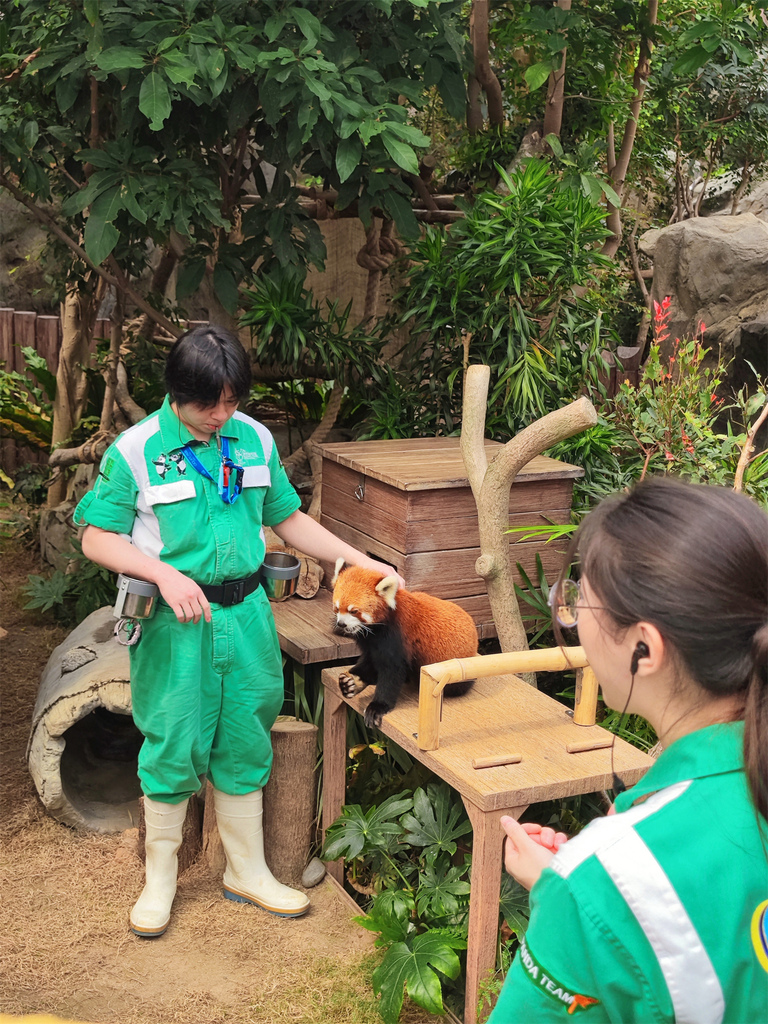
[221,578,245,606]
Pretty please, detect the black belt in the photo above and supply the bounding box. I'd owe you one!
[198,571,261,606]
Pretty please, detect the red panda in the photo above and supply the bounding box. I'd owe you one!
[332,559,478,728]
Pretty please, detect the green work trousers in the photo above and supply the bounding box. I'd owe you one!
[129,586,283,803]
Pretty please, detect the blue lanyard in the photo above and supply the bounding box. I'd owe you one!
[181,436,243,505]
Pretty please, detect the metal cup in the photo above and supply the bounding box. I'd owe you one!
[113,574,159,620]
[260,552,301,602]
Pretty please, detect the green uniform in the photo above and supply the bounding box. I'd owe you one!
[489,722,768,1023]
[74,397,301,803]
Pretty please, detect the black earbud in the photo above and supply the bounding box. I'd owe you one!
[630,641,650,675]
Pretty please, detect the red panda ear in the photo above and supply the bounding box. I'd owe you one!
[332,557,347,587]
[375,575,399,609]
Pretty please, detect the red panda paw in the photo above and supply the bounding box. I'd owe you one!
[339,672,367,698]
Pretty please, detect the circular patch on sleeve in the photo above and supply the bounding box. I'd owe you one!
[751,900,768,974]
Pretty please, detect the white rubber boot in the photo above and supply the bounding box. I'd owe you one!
[129,796,188,937]
[213,788,310,918]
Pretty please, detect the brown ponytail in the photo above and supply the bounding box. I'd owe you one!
[745,624,768,822]
[562,477,768,823]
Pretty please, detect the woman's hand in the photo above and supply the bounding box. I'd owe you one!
[520,822,569,852]
[500,817,568,891]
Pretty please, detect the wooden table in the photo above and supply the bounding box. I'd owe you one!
[320,663,654,1024]
[270,588,359,668]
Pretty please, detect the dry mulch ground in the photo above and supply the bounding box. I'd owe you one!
[0,530,440,1024]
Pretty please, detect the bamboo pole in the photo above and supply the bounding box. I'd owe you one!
[417,646,590,751]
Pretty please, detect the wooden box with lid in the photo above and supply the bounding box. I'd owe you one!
[319,438,583,638]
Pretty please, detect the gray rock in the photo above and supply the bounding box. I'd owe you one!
[301,856,327,888]
[638,214,768,371]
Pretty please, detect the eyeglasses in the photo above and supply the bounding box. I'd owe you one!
[547,578,608,628]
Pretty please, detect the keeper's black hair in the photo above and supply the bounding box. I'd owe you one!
[165,324,251,407]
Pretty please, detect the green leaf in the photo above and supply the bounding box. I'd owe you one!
[400,783,472,855]
[525,62,553,91]
[95,47,145,71]
[84,0,100,27]
[381,133,420,174]
[139,72,172,131]
[84,216,119,266]
[205,47,225,80]
[545,132,563,159]
[264,12,287,42]
[23,121,39,150]
[373,931,465,1024]
[83,186,123,264]
[176,258,207,299]
[499,872,530,938]
[121,179,147,225]
[293,7,321,45]
[380,189,419,239]
[336,135,362,183]
[213,262,240,314]
[322,793,413,861]
[673,45,711,76]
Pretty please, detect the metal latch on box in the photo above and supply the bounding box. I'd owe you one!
[355,474,366,501]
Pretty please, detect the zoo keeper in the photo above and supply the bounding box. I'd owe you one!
[75,323,402,938]
[489,478,768,1024]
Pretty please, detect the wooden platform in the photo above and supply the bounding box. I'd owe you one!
[270,589,359,666]
[320,662,653,1024]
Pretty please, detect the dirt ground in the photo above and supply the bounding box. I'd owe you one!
[0,537,440,1024]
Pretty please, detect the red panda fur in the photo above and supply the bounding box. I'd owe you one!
[332,563,478,727]
[332,566,478,663]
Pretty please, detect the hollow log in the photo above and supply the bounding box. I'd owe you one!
[27,606,141,832]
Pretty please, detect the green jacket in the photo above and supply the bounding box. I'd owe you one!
[490,722,768,1023]
[74,396,300,581]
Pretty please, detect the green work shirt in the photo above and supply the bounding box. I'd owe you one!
[74,396,301,582]
[489,721,768,1024]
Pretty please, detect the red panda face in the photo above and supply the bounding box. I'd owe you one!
[332,566,395,637]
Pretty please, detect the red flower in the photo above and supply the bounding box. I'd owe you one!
[662,296,671,309]
[665,451,675,461]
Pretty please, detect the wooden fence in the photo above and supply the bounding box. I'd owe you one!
[0,304,642,479]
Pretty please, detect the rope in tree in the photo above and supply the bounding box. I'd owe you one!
[356,217,403,324]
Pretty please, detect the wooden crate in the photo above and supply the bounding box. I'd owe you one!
[319,438,583,638]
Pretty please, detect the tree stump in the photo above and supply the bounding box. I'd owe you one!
[264,719,318,883]
[201,718,319,885]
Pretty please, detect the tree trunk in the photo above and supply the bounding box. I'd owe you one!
[460,365,597,665]
[542,0,572,141]
[47,282,102,506]
[470,0,504,127]
[601,0,659,258]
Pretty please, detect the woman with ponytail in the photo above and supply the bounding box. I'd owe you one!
[489,478,768,1024]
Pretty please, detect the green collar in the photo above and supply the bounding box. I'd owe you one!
[158,395,240,452]
[615,720,744,812]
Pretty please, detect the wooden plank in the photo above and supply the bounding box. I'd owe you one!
[320,439,582,490]
[13,310,37,372]
[322,481,571,552]
[270,589,360,665]
[322,459,576,523]
[35,315,60,374]
[320,515,566,600]
[0,309,16,475]
[321,664,652,812]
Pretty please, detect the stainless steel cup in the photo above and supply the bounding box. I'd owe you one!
[260,552,301,601]
[113,574,159,620]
